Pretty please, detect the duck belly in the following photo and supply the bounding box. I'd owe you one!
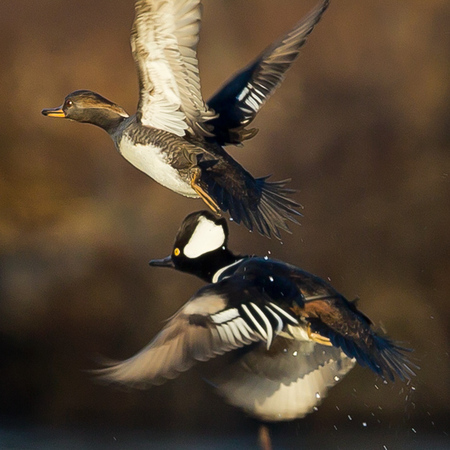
[119,136,198,198]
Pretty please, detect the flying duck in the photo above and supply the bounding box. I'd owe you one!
[96,210,415,421]
[42,0,330,239]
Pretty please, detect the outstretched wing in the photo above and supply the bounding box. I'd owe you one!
[132,0,214,136]
[206,0,330,145]
[95,260,304,387]
[95,289,260,387]
[301,295,416,381]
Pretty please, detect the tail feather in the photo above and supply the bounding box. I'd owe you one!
[328,330,417,382]
[206,175,302,239]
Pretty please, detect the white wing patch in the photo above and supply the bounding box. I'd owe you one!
[214,302,298,350]
[132,0,214,136]
[214,315,259,348]
[211,308,240,324]
[183,293,227,315]
[184,215,226,258]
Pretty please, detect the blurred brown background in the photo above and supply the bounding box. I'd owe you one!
[0,0,449,448]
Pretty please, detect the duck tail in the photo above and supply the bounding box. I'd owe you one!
[253,177,302,239]
[215,176,302,239]
[196,155,302,238]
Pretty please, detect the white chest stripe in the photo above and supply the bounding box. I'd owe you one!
[212,259,244,283]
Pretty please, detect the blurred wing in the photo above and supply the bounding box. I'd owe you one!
[95,260,304,387]
[95,288,261,387]
[206,0,329,145]
[213,336,355,421]
[132,0,214,136]
[302,297,416,381]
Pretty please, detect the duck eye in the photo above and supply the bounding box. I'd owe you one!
[66,100,73,108]
[174,248,180,257]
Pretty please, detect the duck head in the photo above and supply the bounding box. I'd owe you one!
[42,90,129,132]
[150,211,240,282]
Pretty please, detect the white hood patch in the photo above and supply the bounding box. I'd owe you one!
[184,216,225,259]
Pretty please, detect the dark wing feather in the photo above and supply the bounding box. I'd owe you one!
[197,155,301,239]
[206,0,330,145]
[302,297,416,381]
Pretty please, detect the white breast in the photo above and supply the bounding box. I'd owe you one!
[118,135,198,198]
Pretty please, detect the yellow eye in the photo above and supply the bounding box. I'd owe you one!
[174,248,180,256]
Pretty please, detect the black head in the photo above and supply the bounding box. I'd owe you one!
[42,90,128,132]
[149,211,239,282]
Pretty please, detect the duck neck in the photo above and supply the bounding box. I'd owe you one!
[80,109,128,135]
[199,248,243,283]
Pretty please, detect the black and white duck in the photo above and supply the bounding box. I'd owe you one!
[96,210,415,422]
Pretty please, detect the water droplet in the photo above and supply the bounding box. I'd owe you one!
[315,392,321,399]
[292,351,298,357]
[335,405,340,411]
[383,446,388,450]
[348,415,352,421]
[411,386,416,391]
[374,384,379,390]
[264,255,269,260]
[383,379,388,385]
[229,218,234,222]
[430,315,434,319]
[280,241,284,245]
[313,406,318,411]
[327,277,332,281]
[411,428,417,434]
[267,250,271,255]
[362,422,367,427]
[334,376,340,382]
[333,425,338,431]
[283,348,288,353]
[269,276,274,282]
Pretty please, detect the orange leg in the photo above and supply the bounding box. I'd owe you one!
[258,424,272,450]
[307,323,333,346]
[191,169,220,214]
